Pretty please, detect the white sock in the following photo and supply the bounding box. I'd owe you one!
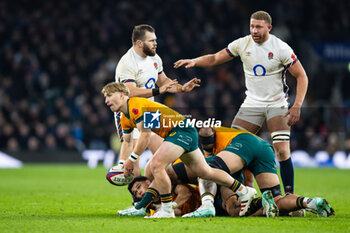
[304,198,315,209]
[202,195,214,207]
[236,185,248,196]
[162,202,173,210]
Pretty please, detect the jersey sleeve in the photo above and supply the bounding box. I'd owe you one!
[279,42,298,68]
[120,114,134,134]
[115,58,137,84]
[226,37,246,57]
[154,54,163,74]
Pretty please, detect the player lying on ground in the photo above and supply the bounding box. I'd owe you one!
[183,127,334,218]
[102,82,256,218]
[125,176,201,216]
[118,153,241,217]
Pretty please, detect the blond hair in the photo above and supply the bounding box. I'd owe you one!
[101,82,129,96]
[251,11,272,25]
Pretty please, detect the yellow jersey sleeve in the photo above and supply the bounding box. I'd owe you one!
[120,113,135,134]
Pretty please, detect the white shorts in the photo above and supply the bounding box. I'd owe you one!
[234,97,289,127]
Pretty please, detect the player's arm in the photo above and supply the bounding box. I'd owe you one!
[123,121,151,176]
[285,61,309,126]
[124,82,155,98]
[172,184,193,216]
[156,72,201,93]
[173,49,233,69]
[125,79,178,98]
[119,132,133,164]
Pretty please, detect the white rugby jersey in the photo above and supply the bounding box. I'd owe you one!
[115,47,163,101]
[226,34,297,102]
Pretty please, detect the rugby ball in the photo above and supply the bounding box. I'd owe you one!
[106,165,134,186]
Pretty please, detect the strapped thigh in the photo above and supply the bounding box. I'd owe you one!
[271,130,290,144]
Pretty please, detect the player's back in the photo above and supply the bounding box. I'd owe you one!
[213,126,261,154]
[121,97,186,138]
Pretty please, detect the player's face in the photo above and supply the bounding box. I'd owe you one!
[104,92,124,112]
[142,31,157,56]
[250,19,272,44]
[131,180,150,199]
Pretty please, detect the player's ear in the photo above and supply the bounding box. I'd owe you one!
[136,39,143,48]
[267,24,272,32]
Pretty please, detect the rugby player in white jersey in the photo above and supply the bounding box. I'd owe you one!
[174,11,308,196]
[115,24,200,176]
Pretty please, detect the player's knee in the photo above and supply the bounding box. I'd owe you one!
[275,148,290,161]
[149,159,163,174]
[271,130,290,160]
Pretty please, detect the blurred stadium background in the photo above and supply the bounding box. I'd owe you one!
[1,0,350,169]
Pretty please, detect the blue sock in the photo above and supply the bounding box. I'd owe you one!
[279,157,294,195]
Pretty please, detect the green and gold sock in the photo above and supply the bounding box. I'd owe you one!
[136,187,159,210]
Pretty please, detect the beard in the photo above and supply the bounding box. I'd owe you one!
[142,44,156,56]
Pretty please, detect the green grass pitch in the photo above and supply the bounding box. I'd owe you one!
[1,164,349,233]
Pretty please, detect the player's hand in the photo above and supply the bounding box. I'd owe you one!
[284,105,301,126]
[181,78,201,92]
[159,79,178,94]
[123,159,134,177]
[174,59,196,69]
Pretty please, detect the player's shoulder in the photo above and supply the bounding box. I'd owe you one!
[116,48,136,68]
[149,53,163,66]
[128,97,151,108]
[269,34,291,49]
[233,35,253,44]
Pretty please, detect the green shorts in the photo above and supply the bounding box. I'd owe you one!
[164,124,198,153]
[222,133,277,176]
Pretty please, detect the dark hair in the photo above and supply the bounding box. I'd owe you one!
[127,176,149,197]
[131,24,155,44]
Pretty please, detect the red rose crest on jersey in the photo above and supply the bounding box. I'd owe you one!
[291,54,296,61]
[154,62,158,70]
[132,108,139,115]
[268,52,274,60]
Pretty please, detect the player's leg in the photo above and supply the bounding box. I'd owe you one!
[267,115,294,195]
[182,149,257,216]
[220,186,240,217]
[148,133,164,154]
[254,173,281,217]
[231,117,261,133]
[146,141,185,218]
[242,169,254,187]
[182,178,217,217]
[266,98,294,195]
[143,134,164,179]
[275,194,334,217]
[231,102,264,188]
